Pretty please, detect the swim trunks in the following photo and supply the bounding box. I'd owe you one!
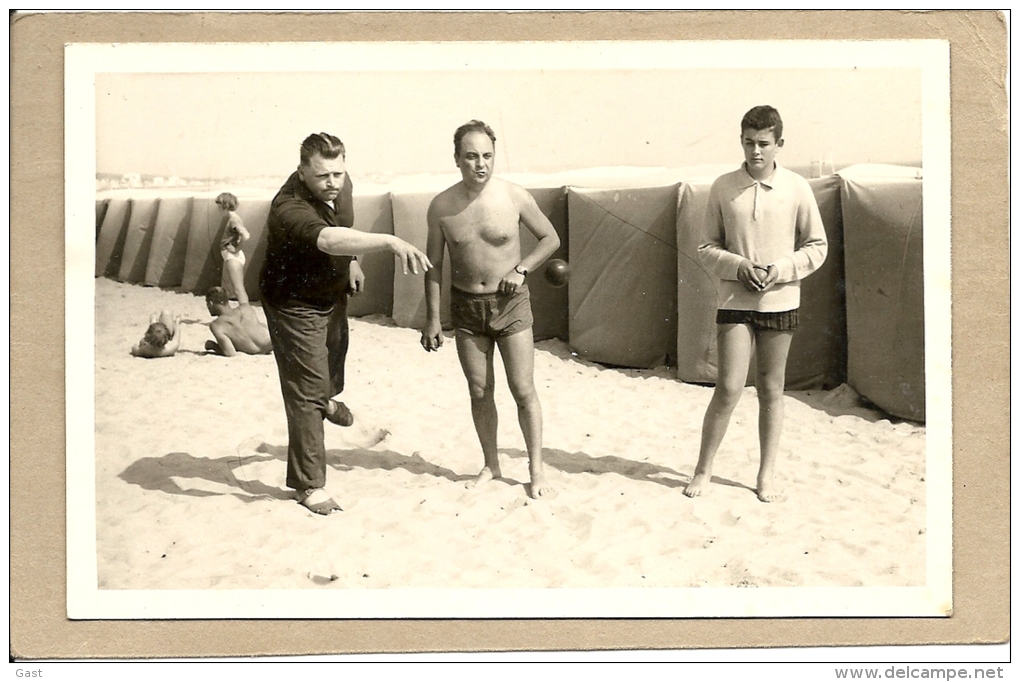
[716,308,799,332]
[221,248,246,266]
[451,284,534,338]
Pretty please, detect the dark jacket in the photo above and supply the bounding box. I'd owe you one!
[259,170,355,308]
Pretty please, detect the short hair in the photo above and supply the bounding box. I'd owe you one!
[741,105,783,141]
[206,286,230,307]
[215,192,239,211]
[143,321,172,349]
[300,132,346,166]
[453,120,496,158]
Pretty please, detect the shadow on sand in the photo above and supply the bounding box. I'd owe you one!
[118,441,475,502]
[119,435,756,503]
[502,447,751,493]
[786,385,913,424]
[118,450,292,502]
[256,442,473,485]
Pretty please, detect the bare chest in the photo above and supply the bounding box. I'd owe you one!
[441,197,521,248]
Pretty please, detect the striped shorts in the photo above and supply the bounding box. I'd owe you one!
[716,308,799,332]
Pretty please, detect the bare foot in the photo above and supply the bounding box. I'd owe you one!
[683,472,712,498]
[756,474,784,503]
[466,466,500,489]
[528,471,556,499]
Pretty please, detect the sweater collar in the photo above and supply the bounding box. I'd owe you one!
[739,162,780,189]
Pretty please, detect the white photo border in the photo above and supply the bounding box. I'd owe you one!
[66,39,952,620]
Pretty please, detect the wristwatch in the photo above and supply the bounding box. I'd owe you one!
[513,265,528,277]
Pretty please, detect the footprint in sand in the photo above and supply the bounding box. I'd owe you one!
[776,569,803,586]
[719,509,742,527]
[838,539,868,557]
[539,506,593,541]
[500,497,528,518]
[235,435,266,455]
[329,423,391,449]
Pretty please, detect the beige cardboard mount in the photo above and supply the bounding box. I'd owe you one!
[10,10,1008,659]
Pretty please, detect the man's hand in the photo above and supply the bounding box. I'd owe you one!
[390,236,432,275]
[420,319,444,352]
[737,259,765,292]
[498,270,526,296]
[349,259,365,296]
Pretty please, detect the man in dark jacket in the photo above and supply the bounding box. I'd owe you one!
[260,132,431,515]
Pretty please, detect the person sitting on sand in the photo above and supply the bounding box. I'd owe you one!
[217,192,251,305]
[685,105,828,503]
[131,310,181,358]
[204,286,273,357]
[420,120,561,500]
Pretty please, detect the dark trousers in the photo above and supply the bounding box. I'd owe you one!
[262,297,349,491]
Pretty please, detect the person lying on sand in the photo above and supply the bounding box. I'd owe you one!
[131,310,181,358]
[420,120,561,500]
[204,286,273,357]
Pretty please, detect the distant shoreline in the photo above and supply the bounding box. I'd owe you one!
[96,161,925,194]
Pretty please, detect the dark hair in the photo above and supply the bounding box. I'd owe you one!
[741,105,783,141]
[453,120,496,158]
[215,192,239,211]
[300,132,346,166]
[205,286,230,307]
[143,321,171,349]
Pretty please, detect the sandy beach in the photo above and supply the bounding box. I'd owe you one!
[92,276,926,593]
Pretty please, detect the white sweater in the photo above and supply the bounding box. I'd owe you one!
[698,163,828,313]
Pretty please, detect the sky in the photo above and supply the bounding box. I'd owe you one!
[95,64,923,183]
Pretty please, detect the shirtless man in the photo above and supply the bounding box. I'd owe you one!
[204,286,273,356]
[420,120,561,499]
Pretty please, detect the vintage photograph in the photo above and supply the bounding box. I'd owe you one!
[66,39,951,619]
